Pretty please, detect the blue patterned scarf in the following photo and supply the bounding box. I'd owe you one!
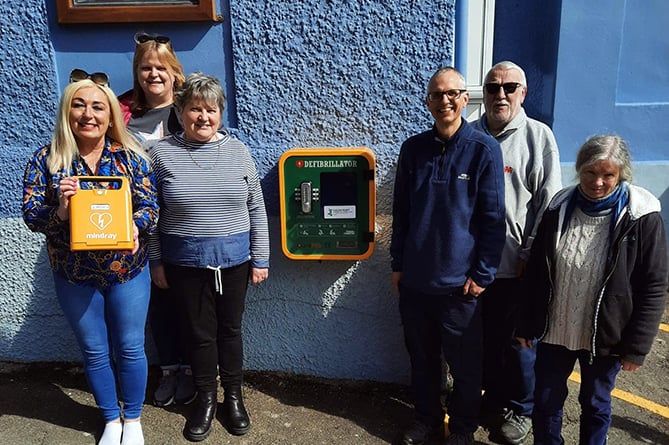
[562,182,629,239]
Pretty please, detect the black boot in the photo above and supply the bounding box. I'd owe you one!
[222,386,250,435]
[184,391,217,442]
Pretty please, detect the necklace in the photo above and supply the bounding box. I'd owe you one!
[186,138,222,170]
[80,149,103,175]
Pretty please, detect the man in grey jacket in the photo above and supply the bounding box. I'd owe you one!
[471,61,562,445]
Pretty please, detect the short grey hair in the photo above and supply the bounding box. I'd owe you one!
[576,135,633,183]
[427,66,466,92]
[174,72,226,113]
[487,61,527,87]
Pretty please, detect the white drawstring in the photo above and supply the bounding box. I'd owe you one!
[206,265,223,295]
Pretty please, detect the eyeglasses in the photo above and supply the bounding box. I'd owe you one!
[484,82,523,95]
[427,89,467,101]
[69,69,110,87]
[134,32,171,45]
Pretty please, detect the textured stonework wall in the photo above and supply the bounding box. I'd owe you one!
[0,0,457,383]
[0,1,81,361]
[228,1,456,381]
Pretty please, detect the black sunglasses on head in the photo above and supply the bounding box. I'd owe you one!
[134,32,171,45]
[69,69,110,87]
[484,82,523,95]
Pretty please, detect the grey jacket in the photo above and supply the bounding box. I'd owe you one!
[472,109,562,278]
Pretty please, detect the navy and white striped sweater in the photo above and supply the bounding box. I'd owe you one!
[149,131,269,269]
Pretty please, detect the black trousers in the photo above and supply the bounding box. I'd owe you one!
[148,283,189,367]
[165,261,249,392]
[399,285,483,434]
[481,277,536,416]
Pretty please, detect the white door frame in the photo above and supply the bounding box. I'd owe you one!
[456,0,496,121]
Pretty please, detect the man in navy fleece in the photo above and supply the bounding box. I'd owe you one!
[391,67,506,445]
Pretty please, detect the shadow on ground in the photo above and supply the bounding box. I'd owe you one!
[0,363,99,437]
[243,370,413,443]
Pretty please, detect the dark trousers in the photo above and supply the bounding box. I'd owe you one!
[148,283,189,367]
[481,278,536,416]
[533,343,621,445]
[165,262,250,392]
[399,286,483,434]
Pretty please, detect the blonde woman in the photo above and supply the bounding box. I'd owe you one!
[119,33,185,145]
[22,72,158,445]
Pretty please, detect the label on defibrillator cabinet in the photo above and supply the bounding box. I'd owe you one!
[323,205,356,219]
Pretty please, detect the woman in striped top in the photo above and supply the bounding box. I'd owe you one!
[149,72,269,441]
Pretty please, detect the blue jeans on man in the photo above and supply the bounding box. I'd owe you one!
[399,285,483,435]
[533,342,621,445]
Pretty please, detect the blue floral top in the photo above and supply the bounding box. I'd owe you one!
[22,139,158,287]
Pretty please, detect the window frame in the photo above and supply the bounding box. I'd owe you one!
[56,0,219,24]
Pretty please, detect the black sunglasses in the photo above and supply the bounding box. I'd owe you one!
[69,69,110,87]
[484,82,523,95]
[134,32,171,45]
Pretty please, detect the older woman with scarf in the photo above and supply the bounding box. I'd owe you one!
[514,134,668,445]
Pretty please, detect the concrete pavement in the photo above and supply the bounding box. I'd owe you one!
[1,357,668,444]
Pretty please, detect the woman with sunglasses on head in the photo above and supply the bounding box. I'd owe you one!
[22,72,158,445]
[149,72,269,441]
[119,32,197,409]
[119,33,185,149]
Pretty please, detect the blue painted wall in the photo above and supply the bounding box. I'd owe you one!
[552,0,669,238]
[491,0,561,128]
[553,0,669,163]
[1,0,457,383]
[492,0,669,236]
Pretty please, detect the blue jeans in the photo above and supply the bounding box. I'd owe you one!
[399,286,483,434]
[482,278,536,416]
[533,343,621,445]
[53,267,150,421]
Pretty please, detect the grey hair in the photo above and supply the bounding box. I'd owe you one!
[427,67,466,92]
[487,61,527,86]
[575,135,633,183]
[174,72,226,113]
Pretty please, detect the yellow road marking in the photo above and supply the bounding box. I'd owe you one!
[569,372,669,419]
[443,360,669,429]
[659,323,669,333]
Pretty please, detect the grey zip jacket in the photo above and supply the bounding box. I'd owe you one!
[472,109,562,278]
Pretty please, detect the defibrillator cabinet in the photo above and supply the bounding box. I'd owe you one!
[278,147,375,260]
[69,176,134,251]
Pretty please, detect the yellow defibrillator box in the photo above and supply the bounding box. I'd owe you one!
[69,176,134,251]
[278,147,375,260]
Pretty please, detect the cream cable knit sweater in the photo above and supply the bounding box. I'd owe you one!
[544,208,612,351]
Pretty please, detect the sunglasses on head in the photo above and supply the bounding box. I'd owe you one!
[484,82,522,95]
[134,32,171,45]
[69,69,110,87]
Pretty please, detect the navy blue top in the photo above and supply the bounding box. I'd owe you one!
[390,120,506,294]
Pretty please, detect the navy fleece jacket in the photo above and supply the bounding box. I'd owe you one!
[390,120,506,295]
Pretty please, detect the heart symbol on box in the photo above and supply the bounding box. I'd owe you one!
[90,212,113,230]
